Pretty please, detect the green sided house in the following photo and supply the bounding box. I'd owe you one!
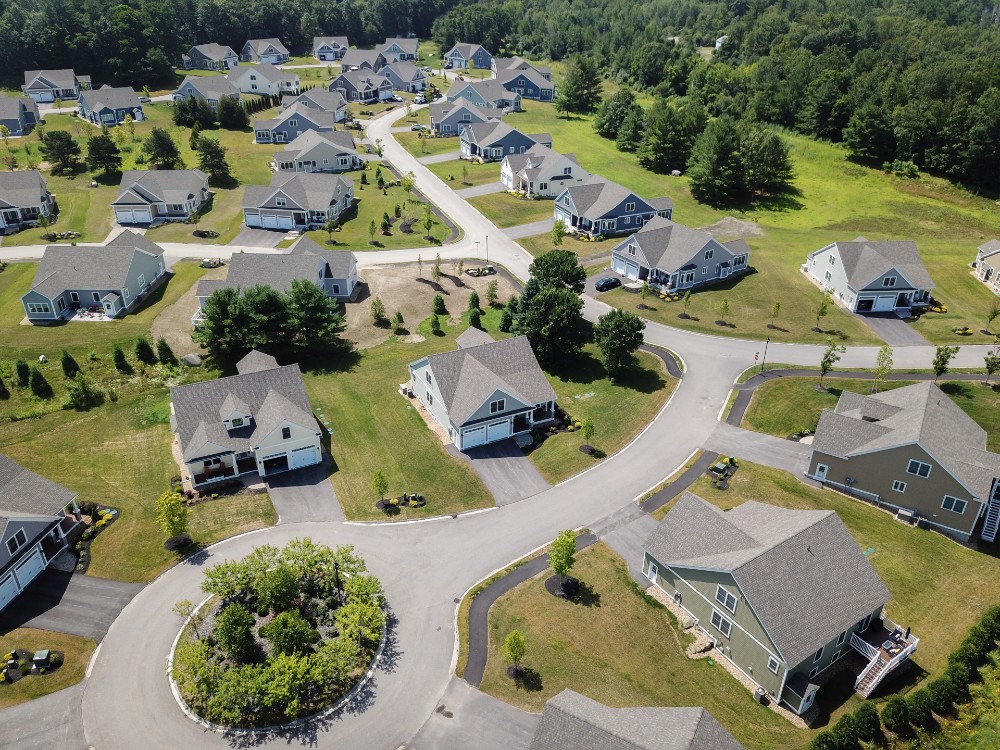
[642,493,916,714]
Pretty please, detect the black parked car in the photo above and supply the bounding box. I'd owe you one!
[594,277,622,292]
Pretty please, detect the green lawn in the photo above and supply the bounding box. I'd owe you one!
[0,391,276,582]
[467,192,553,228]
[0,629,95,709]
[302,316,496,521]
[518,232,618,259]
[397,131,461,157]
[686,463,1000,683]
[741,376,1000,451]
[426,159,500,188]
[528,346,676,483]
[303,181,453,250]
[481,542,810,750]
[499,101,1000,344]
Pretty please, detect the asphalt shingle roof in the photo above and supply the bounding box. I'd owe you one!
[282,89,346,113]
[382,37,418,55]
[828,239,934,290]
[79,86,141,112]
[196,251,324,297]
[447,43,487,60]
[191,43,236,61]
[456,327,495,349]
[529,690,745,750]
[461,120,539,147]
[113,170,208,207]
[562,177,672,221]
[620,217,743,273]
[429,100,502,124]
[314,36,349,49]
[643,493,891,666]
[341,50,383,69]
[0,170,48,210]
[243,172,352,212]
[0,93,36,123]
[448,79,515,105]
[384,61,422,81]
[978,239,1000,259]
[23,69,80,90]
[423,335,555,426]
[274,129,357,163]
[0,454,78,518]
[170,353,314,461]
[334,69,389,91]
[289,236,356,278]
[176,75,239,100]
[231,63,298,86]
[812,381,1000,500]
[255,102,338,132]
[245,38,289,56]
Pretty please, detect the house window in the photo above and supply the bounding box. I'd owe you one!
[26,302,51,314]
[93,292,101,302]
[122,287,130,301]
[288,119,297,127]
[837,630,847,646]
[907,460,931,478]
[883,276,897,287]
[627,245,636,256]
[825,271,833,282]
[426,372,432,385]
[281,427,291,440]
[137,274,145,288]
[428,393,433,405]
[276,197,286,207]
[809,666,819,679]
[6,528,28,555]
[704,249,714,260]
[832,650,842,662]
[710,609,732,638]
[734,255,746,267]
[714,585,737,614]
[625,202,635,212]
[813,647,824,663]
[942,496,968,514]
[892,480,907,493]
[490,399,506,414]
[563,196,570,206]
[623,216,631,225]
[829,255,836,265]
[702,267,709,275]
[539,183,547,191]
[563,167,572,175]
[767,657,780,674]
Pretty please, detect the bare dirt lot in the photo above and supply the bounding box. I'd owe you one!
[151,265,226,358]
[345,263,518,349]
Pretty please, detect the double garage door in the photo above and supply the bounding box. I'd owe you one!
[260,445,320,475]
[858,295,897,313]
[115,208,152,224]
[462,420,512,450]
[611,256,640,280]
[245,213,294,230]
[0,548,45,612]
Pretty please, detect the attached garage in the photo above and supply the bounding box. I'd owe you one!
[462,426,486,450]
[625,261,640,280]
[14,548,45,588]
[290,445,320,470]
[277,215,294,230]
[0,573,19,611]
[487,420,512,442]
[115,208,152,224]
[612,256,626,275]
[261,453,289,475]
[873,295,896,312]
[245,212,262,228]
[263,214,279,229]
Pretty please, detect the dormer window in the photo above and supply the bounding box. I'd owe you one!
[231,417,245,428]
[883,276,897,287]
[281,427,291,440]
[625,202,635,212]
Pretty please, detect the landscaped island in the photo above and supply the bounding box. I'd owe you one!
[171,538,385,728]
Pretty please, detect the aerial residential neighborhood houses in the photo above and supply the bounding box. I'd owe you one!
[429,99,502,135]
[241,38,290,65]
[447,79,522,111]
[252,102,338,145]
[22,69,91,103]
[381,61,427,93]
[554,177,674,237]
[280,89,348,122]
[0,170,54,234]
[444,43,493,70]
[173,75,241,110]
[0,93,40,136]
[272,130,362,174]
[330,69,394,103]
[459,121,552,162]
[179,43,239,71]
[312,36,350,61]
[493,57,556,101]
[228,64,300,97]
[500,144,589,197]
[77,86,144,127]
[111,169,211,225]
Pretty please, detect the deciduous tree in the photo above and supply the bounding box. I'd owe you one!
[502,630,526,672]
[214,602,255,662]
[155,491,189,538]
[594,308,645,375]
[819,340,846,388]
[528,249,586,293]
[872,344,893,393]
[933,345,959,383]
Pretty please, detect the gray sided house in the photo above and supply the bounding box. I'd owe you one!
[497,64,555,102]
[242,38,289,64]
[0,455,82,613]
[22,69,91,103]
[555,178,674,238]
[181,43,239,71]
[381,37,418,62]
[805,238,934,313]
[381,61,426,93]
[281,89,348,122]
[272,130,361,174]
[0,93,40,136]
[340,49,387,72]
[192,238,358,324]
[973,239,1000,295]
[610,216,751,290]
[170,350,322,488]
[78,86,144,127]
[173,75,240,111]
[329,70,393,104]
[444,43,493,71]
[446,79,521,112]
[112,169,210,225]
[253,102,337,144]
[313,36,350,61]
[807,381,1000,543]
[228,64,300,97]
[429,100,502,136]
[459,121,552,161]
[492,56,553,82]
[408,333,557,451]
[0,170,55,235]
[530,690,745,750]
[643,493,912,714]
[500,144,589,198]
[243,172,354,231]
[21,231,167,321]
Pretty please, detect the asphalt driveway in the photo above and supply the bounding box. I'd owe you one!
[265,456,344,523]
[504,218,554,240]
[858,312,930,346]
[703,422,811,475]
[455,181,505,199]
[418,150,461,164]
[450,439,550,506]
[1,682,86,750]
[0,570,143,642]
[231,227,288,248]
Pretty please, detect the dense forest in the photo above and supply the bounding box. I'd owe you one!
[0,0,458,87]
[433,0,1000,191]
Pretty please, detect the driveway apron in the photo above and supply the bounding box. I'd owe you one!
[265,456,344,523]
[450,439,550,506]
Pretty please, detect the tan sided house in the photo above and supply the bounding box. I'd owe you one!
[643,493,915,715]
[807,381,1000,542]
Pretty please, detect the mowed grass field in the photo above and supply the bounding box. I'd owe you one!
[426,159,500,187]
[499,101,1000,344]
[396,131,462,157]
[0,629,95,709]
[467,192,553,228]
[741,376,1000,451]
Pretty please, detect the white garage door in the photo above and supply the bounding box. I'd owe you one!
[462,426,486,450]
[116,209,151,224]
[14,548,44,589]
[263,214,279,229]
[0,573,20,612]
[612,256,626,275]
[245,212,262,228]
[290,445,319,469]
[626,262,640,280]
[277,215,294,230]
[874,295,896,312]
[487,421,511,443]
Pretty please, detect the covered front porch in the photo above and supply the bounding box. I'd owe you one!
[186,452,259,487]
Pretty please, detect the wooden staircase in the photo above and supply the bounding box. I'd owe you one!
[982,498,1000,543]
[856,656,888,697]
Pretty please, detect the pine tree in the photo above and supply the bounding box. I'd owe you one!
[156,337,178,366]
[556,56,603,115]
[60,349,80,378]
[687,116,743,204]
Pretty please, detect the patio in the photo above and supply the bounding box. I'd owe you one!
[66,308,113,323]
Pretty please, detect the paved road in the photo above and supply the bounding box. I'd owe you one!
[0,682,86,750]
[453,440,550,506]
[0,571,143,642]
[703,422,812,475]
[231,227,289,248]
[265,456,344,524]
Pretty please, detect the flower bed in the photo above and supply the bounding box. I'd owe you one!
[170,538,385,728]
[1,648,64,684]
[74,502,120,573]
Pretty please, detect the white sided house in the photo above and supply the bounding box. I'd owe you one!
[500,145,589,198]
[228,64,300,97]
[408,333,556,451]
[313,36,349,61]
[973,239,1000,295]
[170,350,322,488]
[0,455,82,613]
[281,89,348,123]
[805,238,935,313]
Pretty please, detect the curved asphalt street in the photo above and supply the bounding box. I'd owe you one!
[3,103,993,749]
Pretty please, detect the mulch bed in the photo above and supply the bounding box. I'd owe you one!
[2,649,64,684]
[544,575,579,599]
[74,504,120,574]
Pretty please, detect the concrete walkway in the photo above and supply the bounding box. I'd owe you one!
[265,456,344,524]
[418,151,461,164]
[455,181,505,199]
[451,440,550,506]
[503,218,554,240]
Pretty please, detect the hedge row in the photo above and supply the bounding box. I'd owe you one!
[808,604,1000,749]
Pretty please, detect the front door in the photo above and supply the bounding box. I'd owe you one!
[103,300,114,314]
[646,561,658,582]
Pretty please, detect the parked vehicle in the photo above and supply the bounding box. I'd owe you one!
[413,94,426,104]
[410,123,424,131]
[466,265,496,277]
[200,258,223,268]
[594,277,622,292]
[139,96,151,103]
[390,95,403,102]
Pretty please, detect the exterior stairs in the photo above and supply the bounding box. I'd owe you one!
[856,657,888,697]
[982,498,1000,543]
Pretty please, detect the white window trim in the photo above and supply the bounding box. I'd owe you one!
[942,495,968,514]
[490,398,506,414]
[892,480,907,493]
[813,647,824,663]
[710,609,732,638]
[714,584,737,614]
[767,657,780,674]
[809,666,819,679]
[837,630,847,646]
[907,459,932,478]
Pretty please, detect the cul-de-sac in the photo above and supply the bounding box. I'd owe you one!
[1,4,1000,749]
